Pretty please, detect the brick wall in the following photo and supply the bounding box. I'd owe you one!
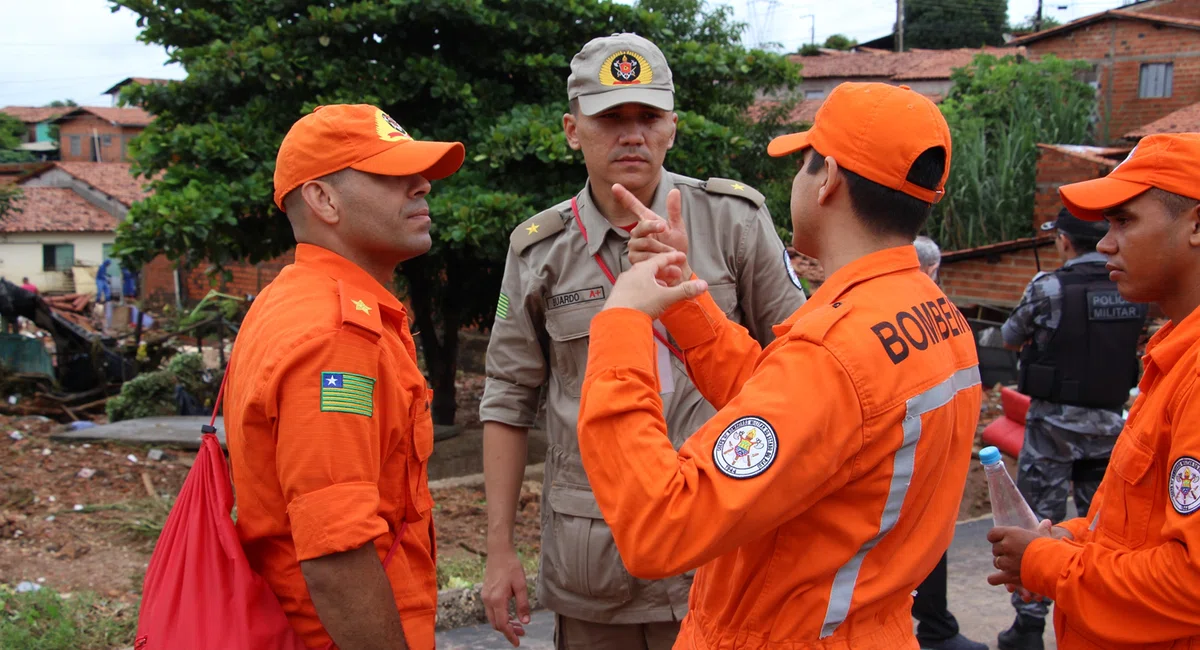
[140,251,297,307]
[1033,148,1116,229]
[1026,20,1200,142]
[940,242,1064,307]
[1128,0,1200,21]
[58,116,143,162]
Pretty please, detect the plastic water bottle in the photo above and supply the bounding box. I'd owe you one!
[980,446,1040,530]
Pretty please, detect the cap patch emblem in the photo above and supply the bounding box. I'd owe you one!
[375,110,412,143]
[600,51,652,86]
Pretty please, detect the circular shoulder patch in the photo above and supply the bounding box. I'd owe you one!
[1170,457,1200,515]
[713,416,778,479]
[783,248,804,291]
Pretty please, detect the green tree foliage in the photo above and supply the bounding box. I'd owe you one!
[0,113,25,150]
[1009,14,1063,33]
[928,54,1096,250]
[905,0,1007,49]
[823,34,857,50]
[111,0,801,424]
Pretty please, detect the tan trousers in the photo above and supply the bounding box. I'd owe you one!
[554,614,681,650]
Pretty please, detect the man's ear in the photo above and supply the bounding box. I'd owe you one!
[563,113,582,151]
[1187,203,1200,248]
[818,156,841,206]
[300,180,341,226]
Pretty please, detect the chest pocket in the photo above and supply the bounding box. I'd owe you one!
[405,386,435,523]
[1098,430,1157,548]
[544,305,601,397]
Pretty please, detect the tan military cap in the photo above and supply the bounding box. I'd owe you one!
[567,33,675,116]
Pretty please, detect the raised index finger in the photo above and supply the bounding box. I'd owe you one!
[613,183,666,223]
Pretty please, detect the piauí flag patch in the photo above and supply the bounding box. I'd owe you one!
[320,372,376,417]
[497,293,510,319]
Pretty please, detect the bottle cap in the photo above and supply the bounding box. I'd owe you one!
[979,446,1001,465]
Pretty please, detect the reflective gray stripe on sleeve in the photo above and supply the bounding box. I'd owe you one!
[819,365,982,639]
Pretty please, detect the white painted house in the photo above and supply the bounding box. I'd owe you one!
[0,162,149,294]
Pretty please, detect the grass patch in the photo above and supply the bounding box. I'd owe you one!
[437,546,539,590]
[70,498,174,547]
[0,586,137,650]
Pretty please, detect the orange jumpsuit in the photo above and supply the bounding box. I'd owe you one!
[225,244,437,649]
[577,246,982,649]
[1022,308,1200,649]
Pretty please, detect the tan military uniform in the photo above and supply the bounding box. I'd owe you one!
[480,169,806,625]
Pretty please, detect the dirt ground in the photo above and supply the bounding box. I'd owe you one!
[0,377,1008,601]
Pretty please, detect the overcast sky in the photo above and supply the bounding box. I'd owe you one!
[0,0,1128,108]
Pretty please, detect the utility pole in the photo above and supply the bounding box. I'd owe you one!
[1035,0,1044,31]
[896,0,905,52]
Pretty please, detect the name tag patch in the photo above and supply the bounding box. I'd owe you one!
[547,287,605,311]
[1087,290,1145,321]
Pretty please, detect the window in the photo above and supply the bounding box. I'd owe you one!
[1139,63,1174,98]
[806,89,827,100]
[42,244,75,272]
[101,134,113,147]
[69,135,81,156]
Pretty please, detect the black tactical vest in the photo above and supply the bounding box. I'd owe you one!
[1018,261,1147,410]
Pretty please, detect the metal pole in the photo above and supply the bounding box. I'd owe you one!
[897,0,905,52]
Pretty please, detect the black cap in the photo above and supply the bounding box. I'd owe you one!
[1040,208,1109,239]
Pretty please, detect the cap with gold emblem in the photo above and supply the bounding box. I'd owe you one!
[567,33,675,116]
[273,104,465,211]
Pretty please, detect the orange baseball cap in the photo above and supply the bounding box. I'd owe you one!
[273,104,465,211]
[767,82,952,204]
[1059,133,1200,221]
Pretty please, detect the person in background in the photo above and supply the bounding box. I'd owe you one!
[96,259,112,303]
[19,277,37,295]
[996,207,1147,650]
[989,132,1200,650]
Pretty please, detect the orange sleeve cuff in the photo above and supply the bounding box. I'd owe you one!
[1058,516,1092,542]
[659,290,724,349]
[287,481,389,561]
[1022,536,1082,599]
[587,309,656,376]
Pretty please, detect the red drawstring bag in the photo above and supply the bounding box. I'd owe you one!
[135,376,405,649]
[134,376,307,650]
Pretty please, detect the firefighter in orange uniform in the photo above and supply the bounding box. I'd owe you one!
[989,133,1200,650]
[224,104,463,650]
[575,82,983,649]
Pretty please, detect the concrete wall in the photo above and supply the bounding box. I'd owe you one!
[798,77,951,99]
[0,231,115,293]
[1027,20,1200,142]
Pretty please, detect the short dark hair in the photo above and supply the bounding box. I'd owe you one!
[805,146,947,239]
[1148,187,1200,218]
[1061,231,1100,254]
[569,98,580,116]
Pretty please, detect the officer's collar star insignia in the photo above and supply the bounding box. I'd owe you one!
[731,183,745,191]
[526,223,540,235]
[353,299,372,315]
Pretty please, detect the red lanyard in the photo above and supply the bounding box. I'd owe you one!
[570,197,685,364]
